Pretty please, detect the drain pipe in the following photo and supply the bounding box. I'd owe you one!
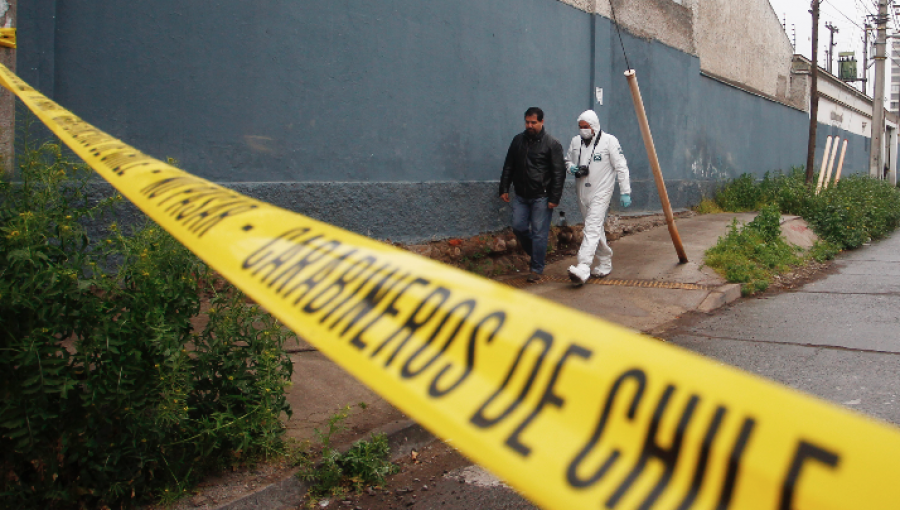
[816,136,834,194]
[832,138,849,186]
[589,11,596,110]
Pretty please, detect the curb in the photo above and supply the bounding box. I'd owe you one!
[211,420,435,510]
[697,283,742,313]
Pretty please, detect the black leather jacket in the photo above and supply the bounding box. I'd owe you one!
[499,128,566,204]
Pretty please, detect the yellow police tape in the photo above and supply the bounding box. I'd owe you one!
[2,63,899,509]
[0,28,15,49]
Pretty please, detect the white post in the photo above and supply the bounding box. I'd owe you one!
[816,136,834,194]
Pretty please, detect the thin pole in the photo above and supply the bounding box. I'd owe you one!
[818,136,838,194]
[870,0,887,178]
[864,24,870,95]
[806,0,820,184]
[816,136,834,194]
[833,139,849,184]
[822,137,841,189]
[624,69,688,264]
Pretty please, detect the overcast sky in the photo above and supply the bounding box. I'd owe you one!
[769,0,896,95]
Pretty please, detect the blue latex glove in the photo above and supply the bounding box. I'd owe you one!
[620,194,632,208]
[568,164,579,175]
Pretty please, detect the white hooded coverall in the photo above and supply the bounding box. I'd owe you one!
[566,110,631,273]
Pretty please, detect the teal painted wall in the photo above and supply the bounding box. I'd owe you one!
[18,0,841,241]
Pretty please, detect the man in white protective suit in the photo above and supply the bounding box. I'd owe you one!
[565,110,632,285]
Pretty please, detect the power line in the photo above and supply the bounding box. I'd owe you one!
[823,0,866,29]
[853,0,875,16]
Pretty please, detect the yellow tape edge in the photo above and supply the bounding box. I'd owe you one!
[0,28,16,49]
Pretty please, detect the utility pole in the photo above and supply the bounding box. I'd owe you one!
[864,23,871,95]
[806,0,820,184]
[870,0,888,178]
[825,22,839,74]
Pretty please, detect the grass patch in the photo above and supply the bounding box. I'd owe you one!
[296,405,399,504]
[693,198,724,214]
[705,205,803,295]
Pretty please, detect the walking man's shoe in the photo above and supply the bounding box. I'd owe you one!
[527,272,542,283]
[567,264,590,286]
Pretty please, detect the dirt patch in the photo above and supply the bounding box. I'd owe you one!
[138,458,298,510]
[333,441,483,510]
[768,259,836,291]
[395,211,695,278]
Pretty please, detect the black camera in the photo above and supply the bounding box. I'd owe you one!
[574,165,590,178]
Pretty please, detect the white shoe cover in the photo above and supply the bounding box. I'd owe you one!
[591,260,612,277]
[568,264,590,286]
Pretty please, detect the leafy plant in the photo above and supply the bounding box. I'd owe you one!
[297,405,398,501]
[712,168,900,250]
[0,138,294,508]
[705,205,803,295]
[705,168,900,294]
[693,198,724,214]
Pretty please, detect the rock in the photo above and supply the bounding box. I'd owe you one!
[506,237,518,250]
[605,214,620,234]
[491,238,507,253]
[450,247,462,259]
[408,244,433,258]
[573,231,584,244]
[191,495,208,507]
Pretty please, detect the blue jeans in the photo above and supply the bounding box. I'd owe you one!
[511,195,551,274]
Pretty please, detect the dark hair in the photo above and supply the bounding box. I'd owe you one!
[524,107,544,121]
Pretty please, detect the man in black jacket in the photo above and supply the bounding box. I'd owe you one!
[499,107,566,282]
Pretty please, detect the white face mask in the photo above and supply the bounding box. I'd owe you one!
[580,128,593,140]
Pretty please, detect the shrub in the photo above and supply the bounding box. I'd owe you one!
[800,175,900,249]
[705,205,803,295]
[713,169,900,250]
[714,173,761,211]
[0,140,293,508]
[693,198,723,215]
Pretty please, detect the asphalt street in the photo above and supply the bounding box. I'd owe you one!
[341,230,900,510]
[668,230,900,426]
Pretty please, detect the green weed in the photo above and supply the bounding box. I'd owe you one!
[706,168,900,293]
[297,405,398,502]
[705,205,802,295]
[693,198,724,214]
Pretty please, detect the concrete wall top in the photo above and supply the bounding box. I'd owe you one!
[557,0,693,54]
[692,0,794,101]
[692,0,793,101]
[557,0,794,104]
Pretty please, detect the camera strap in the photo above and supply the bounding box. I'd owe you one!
[578,132,602,167]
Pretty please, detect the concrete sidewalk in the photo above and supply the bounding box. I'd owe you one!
[283,213,756,443]
[205,212,761,509]
[517,212,754,333]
